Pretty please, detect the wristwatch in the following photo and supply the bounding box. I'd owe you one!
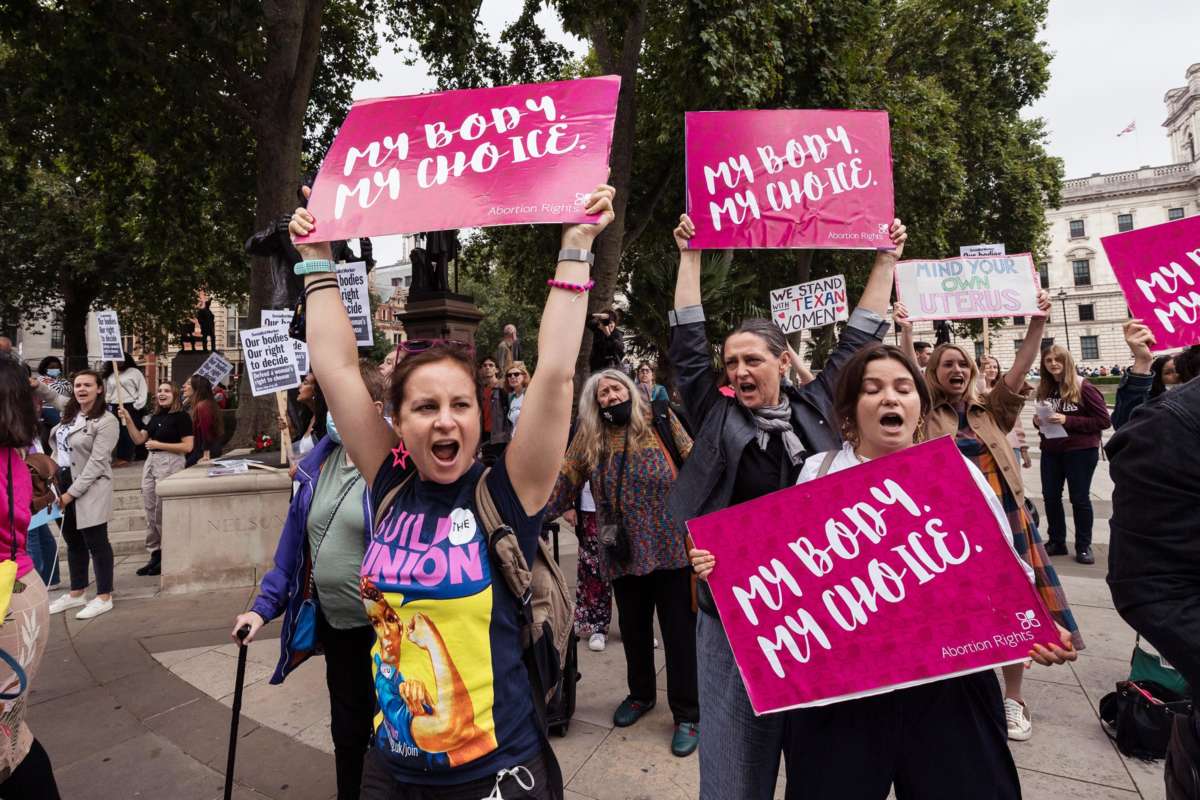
[294,259,335,275]
[557,249,594,266]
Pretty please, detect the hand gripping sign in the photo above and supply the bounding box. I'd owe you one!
[685,109,894,249]
[686,436,1057,714]
[1102,215,1200,350]
[295,76,620,243]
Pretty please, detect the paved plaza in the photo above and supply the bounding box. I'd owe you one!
[26,417,1166,799]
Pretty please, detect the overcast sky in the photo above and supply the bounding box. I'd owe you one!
[353,1,1200,266]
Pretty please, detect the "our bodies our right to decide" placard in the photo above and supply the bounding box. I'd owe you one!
[239,326,301,397]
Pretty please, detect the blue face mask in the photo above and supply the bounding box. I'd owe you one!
[325,411,341,444]
[47,368,61,378]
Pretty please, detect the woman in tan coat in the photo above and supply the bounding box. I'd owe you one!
[48,370,118,620]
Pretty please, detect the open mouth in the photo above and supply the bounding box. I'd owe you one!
[879,412,906,433]
[738,382,756,395]
[431,440,460,464]
[948,374,966,388]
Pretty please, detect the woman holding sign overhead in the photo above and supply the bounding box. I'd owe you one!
[288,183,615,800]
[671,211,906,800]
[895,297,1085,743]
[693,343,1073,800]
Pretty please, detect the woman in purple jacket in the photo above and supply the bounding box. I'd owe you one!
[1034,345,1112,564]
[231,360,387,800]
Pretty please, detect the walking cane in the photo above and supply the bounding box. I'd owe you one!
[224,624,251,800]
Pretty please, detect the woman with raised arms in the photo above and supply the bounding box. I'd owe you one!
[672,211,905,800]
[692,344,1074,799]
[287,184,613,800]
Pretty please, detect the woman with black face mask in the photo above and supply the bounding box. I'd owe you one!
[545,368,700,758]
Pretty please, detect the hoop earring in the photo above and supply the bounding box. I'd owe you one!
[840,420,859,447]
[914,416,927,443]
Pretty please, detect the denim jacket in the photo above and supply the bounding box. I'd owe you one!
[665,304,888,615]
[251,435,372,684]
[1111,370,1154,430]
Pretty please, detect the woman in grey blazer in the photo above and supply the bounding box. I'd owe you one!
[48,370,118,620]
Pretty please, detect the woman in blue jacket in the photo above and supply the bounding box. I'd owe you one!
[231,360,387,800]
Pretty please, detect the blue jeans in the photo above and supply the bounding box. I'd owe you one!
[1040,448,1100,551]
[26,524,60,587]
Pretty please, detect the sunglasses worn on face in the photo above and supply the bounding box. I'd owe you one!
[506,372,524,378]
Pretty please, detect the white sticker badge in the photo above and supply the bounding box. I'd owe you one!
[448,507,478,546]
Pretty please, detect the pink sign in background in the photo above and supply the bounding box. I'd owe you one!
[297,76,620,243]
[686,436,1057,714]
[685,109,895,249]
[1101,215,1200,350]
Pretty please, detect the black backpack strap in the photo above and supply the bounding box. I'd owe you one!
[651,398,685,471]
[371,472,415,531]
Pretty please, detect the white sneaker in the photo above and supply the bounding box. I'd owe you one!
[75,597,113,620]
[48,593,86,615]
[588,633,607,652]
[1004,697,1032,741]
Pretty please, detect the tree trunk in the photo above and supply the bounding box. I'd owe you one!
[61,275,96,373]
[231,0,326,449]
[576,2,648,395]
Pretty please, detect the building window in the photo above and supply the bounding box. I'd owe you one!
[1117,213,1133,232]
[1080,336,1100,361]
[1040,337,1055,352]
[120,335,135,357]
[974,341,985,362]
[1069,219,1085,238]
[1037,263,1049,289]
[1013,338,1024,352]
[1169,207,1185,221]
[1078,303,1095,321]
[1012,316,1026,326]
[50,312,64,349]
[1072,259,1092,287]
[226,303,248,349]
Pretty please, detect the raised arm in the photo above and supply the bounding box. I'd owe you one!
[1004,290,1052,392]
[857,219,907,316]
[1112,320,1156,430]
[668,214,720,427]
[117,406,150,446]
[892,301,918,365]
[288,188,394,487]
[505,186,616,515]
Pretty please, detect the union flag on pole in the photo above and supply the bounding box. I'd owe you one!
[1117,120,1137,137]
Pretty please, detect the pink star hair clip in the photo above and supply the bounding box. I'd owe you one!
[391,441,410,469]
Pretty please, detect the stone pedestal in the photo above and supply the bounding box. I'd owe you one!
[156,455,291,594]
[170,349,228,384]
[399,291,485,346]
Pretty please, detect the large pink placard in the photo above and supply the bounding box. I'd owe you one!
[684,110,894,249]
[1101,215,1200,350]
[297,76,620,243]
[686,436,1057,714]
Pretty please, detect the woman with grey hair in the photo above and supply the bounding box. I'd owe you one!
[545,368,699,757]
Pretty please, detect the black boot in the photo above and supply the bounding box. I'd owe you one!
[136,550,162,576]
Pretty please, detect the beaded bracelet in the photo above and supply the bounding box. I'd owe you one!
[546,278,595,302]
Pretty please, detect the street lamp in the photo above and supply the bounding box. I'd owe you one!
[1055,289,1072,357]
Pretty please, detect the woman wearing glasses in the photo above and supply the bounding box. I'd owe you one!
[287,183,615,799]
[504,362,531,433]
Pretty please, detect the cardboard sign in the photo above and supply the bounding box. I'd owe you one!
[684,110,894,249]
[770,275,849,333]
[239,326,301,397]
[261,310,309,374]
[686,436,1057,714]
[1101,215,1200,350]
[895,253,1044,322]
[192,351,234,388]
[337,262,373,347]
[960,243,1006,257]
[296,76,621,242]
[95,310,124,361]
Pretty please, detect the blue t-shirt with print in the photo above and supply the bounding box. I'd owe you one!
[363,455,543,785]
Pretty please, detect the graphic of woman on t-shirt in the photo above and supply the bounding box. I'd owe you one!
[361,577,496,765]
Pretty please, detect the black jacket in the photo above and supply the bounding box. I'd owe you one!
[244,217,375,309]
[1106,377,1200,689]
[587,319,625,372]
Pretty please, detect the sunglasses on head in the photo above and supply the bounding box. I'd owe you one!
[395,338,473,355]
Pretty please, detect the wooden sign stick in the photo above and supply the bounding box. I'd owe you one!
[274,391,292,467]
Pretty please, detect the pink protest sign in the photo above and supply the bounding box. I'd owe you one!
[1101,215,1200,349]
[686,436,1057,714]
[297,76,620,243]
[684,110,894,249]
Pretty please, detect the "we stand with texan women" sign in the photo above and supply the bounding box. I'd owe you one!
[297,77,620,243]
[686,436,1056,714]
[685,109,894,249]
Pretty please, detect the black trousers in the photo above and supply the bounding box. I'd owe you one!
[782,670,1020,800]
[316,609,377,800]
[60,502,114,596]
[359,747,559,800]
[1041,448,1100,550]
[0,739,60,799]
[611,566,699,724]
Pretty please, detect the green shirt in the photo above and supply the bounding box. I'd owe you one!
[307,445,369,629]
